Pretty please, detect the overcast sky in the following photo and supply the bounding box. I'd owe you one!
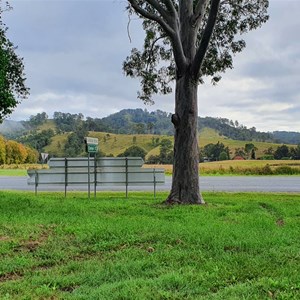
[2,0,300,132]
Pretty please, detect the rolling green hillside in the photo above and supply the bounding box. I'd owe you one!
[44,127,289,159]
[198,128,283,158]
[5,109,296,159]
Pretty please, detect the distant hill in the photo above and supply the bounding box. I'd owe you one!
[1,109,300,146]
[0,120,26,137]
[43,128,285,159]
[87,108,275,142]
[273,131,300,145]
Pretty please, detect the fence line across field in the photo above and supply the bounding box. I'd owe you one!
[27,157,165,198]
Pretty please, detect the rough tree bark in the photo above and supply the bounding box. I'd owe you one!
[166,72,204,204]
[165,0,219,204]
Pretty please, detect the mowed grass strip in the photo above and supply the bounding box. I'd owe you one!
[0,191,300,299]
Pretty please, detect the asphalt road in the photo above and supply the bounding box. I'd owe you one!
[0,176,300,193]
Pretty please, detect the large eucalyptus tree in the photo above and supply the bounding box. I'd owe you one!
[124,0,269,204]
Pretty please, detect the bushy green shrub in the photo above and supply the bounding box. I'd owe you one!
[117,145,147,160]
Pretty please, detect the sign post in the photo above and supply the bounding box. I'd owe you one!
[41,153,49,167]
[84,137,99,199]
[84,137,99,153]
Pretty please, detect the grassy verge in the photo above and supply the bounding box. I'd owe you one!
[0,191,299,299]
[0,164,47,177]
[146,160,300,176]
[0,169,27,176]
[1,161,300,176]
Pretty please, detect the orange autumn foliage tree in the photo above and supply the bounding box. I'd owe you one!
[0,135,38,164]
[0,135,6,164]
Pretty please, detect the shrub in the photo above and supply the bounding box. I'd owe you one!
[274,166,299,175]
[259,164,273,175]
[117,145,147,160]
[261,155,274,160]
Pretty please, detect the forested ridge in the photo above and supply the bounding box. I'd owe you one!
[1,108,299,144]
[1,109,300,163]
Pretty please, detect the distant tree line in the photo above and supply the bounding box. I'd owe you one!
[272,131,300,145]
[53,112,84,133]
[199,117,272,142]
[200,142,300,162]
[262,144,300,160]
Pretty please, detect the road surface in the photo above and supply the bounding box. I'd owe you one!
[0,176,299,193]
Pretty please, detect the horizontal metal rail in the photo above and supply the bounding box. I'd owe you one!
[28,157,165,198]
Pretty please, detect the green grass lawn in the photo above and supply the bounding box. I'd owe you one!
[0,169,27,176]
[0,191,299,299]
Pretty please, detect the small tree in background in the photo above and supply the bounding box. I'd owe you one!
[118,145,147,160]
[274,145,290,160]
[245,143,257,160]
[203,142,229,161]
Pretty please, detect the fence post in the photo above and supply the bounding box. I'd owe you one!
[35,170,38,196]
[153,168,156,199]
[94,155,97,198]
[125,157,128,198]
[64,158,68,197]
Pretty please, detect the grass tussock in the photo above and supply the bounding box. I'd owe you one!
[0,191,300,299]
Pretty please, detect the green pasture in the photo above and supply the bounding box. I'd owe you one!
[0,191,299,299]
[43,127,293,159]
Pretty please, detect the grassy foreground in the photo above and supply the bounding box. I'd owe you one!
[0,191,300,299]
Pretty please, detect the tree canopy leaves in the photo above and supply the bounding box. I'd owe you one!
[124,0,269,103]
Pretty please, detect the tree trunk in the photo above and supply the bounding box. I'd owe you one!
[165,71,204,205]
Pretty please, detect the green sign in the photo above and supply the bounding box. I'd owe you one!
[87,144,98,153]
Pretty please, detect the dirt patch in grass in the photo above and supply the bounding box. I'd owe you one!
[0,271,23,283]
[13,225,56,253]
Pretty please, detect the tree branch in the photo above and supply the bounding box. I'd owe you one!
[128,0,175,38]
[145,35,166,71]
[192,0,210,27]
[128,0,188,75]
[146,0,171,22]
[192,0,221,79]
[163,0,177,17]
